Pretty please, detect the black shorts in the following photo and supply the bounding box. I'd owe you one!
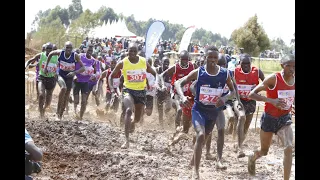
[60,76,74,90]
[260,112,293,134]
[241,99,256,115]
[146,95,154,110]
[73,82,89,95]
[38,75,56,90]
[122,88,146,105]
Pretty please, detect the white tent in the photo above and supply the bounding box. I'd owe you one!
[114,19,136,38]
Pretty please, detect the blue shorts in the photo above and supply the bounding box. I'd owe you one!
[88,81,97,91]
[192,103,219,135]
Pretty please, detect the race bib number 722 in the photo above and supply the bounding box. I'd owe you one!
[199,86,223,105]
[277,90,295,110]
[126,69,146,82]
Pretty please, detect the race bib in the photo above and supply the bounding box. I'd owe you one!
[42,61,57,73]
[126,69,146,82]
[199,86,223,105]
[237,84,254,98]
[81,66,94,76]
[277,90,295,110]
[59,61,75,71]
[113,78,120,88]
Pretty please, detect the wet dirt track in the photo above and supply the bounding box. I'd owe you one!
[25,95,295,180]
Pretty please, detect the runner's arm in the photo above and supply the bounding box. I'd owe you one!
[174,69,198,99]
[248,74,276,103]
[159,65,175,88]
[95,70,107,92]
[45,50,61,68]
[258,68,265,81]
[74,53,85,74]
[109,61,123,91]
[25,53,41,69]
[146,62,156,77]
[222,73,237,102]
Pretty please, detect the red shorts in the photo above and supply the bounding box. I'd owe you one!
[181,99,194,117]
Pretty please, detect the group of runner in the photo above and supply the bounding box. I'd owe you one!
[25,41,295,180]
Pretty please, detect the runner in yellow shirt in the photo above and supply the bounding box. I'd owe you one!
[110,43,156,149]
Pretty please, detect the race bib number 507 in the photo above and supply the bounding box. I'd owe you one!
[199,86,223,105]
[277,90,295,110]
[126,69,146,82]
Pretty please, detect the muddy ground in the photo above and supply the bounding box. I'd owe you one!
[25,91,295,180]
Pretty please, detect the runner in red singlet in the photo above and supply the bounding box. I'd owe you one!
[159,50,195,131]
[247,55,295,180]
[96,58,122,114]
[232,54,265,157]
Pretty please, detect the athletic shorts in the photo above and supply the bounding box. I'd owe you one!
[241,99,256,115]
[38,75,56,90]
[191,103,219,135]
[122,88,146,105]
[73,82,89,95]
[88,82,97,91]
[146,95,154,110]
[58,75,74,90]
[260,112,293,134]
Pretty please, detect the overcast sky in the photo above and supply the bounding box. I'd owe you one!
[26,0,295,45]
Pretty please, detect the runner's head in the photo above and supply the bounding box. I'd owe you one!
[97,56,103,62]
[162,57,170,70]
[218,53,227,68]
[280,54,295,76]
[147,57,152,66]
[154,57,160,67]
[239,53,251,73]
[179,50,189,67]
[86,44,94,57]
[204,45,219,67]
[52,44,57,50]
[65,41,73,54]
[45,42,53,56]
[42,44,46,52]
[110,58,117,69]
[92,53,97,59]
[128,43,138,59]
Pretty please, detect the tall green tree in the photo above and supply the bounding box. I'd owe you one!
[68,0,83,20]
[231,14,270,56]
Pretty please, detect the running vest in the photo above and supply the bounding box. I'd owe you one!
[75,53,95,82]
[265,72,295,117]
[106,68,122,90]
[122,56,147,90]
[234,65,260,101]
[173,62,194,96]
[58,50,76,78]
[39,52,58,77]
[222,70,234,98]
[146,68,156,96]
[194,66,228,108]
[157,66,172,91]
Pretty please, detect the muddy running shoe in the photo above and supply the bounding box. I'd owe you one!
[248,154,256,176]
[216,160,227,170]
